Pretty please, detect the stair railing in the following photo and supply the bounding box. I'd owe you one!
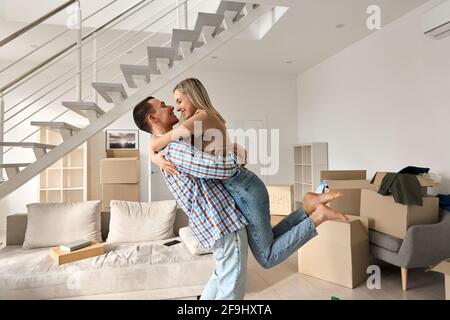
[0,0,196,181]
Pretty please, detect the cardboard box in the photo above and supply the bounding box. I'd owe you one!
[430,259,450,300]
[298,215,369,288]
[360,189,439,239]
[106,149,140,159]
[270,214,285,226]
[49,241,104,265]
[267,185,294,216]
[320,170,375,216]
[102,183,140,209]
[100,158,140,184]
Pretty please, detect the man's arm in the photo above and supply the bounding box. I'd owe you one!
[164,142,241,179]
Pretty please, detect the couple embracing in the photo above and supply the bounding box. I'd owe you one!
[133,78,348,300]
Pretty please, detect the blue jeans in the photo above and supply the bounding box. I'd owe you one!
[200,228,248,300]
[223,167,318,269]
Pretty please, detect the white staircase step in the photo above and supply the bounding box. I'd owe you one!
[120,65,152,89]
[30,121,80,132]
[0,163,31,180]
[92,82,128,103]
[194,12,225,37]
[62,101,105,124]
[31,121,81,141]
[0,142,56,159]
[171,29,204,54]
[217,1,246,22]
[147,47,183,71]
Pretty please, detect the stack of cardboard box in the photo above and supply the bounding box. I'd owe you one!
[100,150,140,210]
[360,172,440,239]
[298,170,440,288]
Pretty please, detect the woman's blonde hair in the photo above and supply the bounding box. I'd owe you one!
[173,78,225,123]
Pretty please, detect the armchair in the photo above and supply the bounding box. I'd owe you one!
[369,210,450,290]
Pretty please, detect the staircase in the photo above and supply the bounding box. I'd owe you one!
[0,0,277,199]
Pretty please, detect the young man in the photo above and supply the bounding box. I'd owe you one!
[133,97,347,299]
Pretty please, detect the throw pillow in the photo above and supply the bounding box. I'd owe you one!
[23,201,102,249]
[107,200,177,243]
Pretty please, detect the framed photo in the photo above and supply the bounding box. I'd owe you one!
[105,129,139,150]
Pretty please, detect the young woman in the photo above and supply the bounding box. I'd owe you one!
[149,78,348,269]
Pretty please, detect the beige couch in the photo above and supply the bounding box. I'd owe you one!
[0,209,214,300]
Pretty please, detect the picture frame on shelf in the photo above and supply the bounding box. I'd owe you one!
[105,129,139,150]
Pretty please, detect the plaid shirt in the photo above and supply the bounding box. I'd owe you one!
[161,142,247,250]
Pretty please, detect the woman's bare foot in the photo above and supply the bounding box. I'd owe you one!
[303,192,344,215]
[309,204,349,227]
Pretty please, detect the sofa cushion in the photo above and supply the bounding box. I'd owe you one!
[106,200,177,243]
[23,201,102,249]
[179,227,212,255]
[0,238,214,300]
[369,229,403,252]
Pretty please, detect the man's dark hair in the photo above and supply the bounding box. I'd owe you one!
[133,96,155,134]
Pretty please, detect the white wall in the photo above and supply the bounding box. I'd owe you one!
[297,0,450,194]
[155,69,299,184]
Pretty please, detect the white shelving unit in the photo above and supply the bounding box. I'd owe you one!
[39,127,89,203]
[294,143,328,209]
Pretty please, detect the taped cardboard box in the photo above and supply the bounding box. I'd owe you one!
[267,185,294,216]
[100,158,140,184]
[102,183,140,209]
[319,170,375,216]
[298,215,369,288]
[430,259,450,300]
[360,189,439,239]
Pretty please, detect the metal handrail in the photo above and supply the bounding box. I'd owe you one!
[3,0,177,123]
[95,5,178,70]
[3,0,159,113]
[3,110,71,155]
[0,0,77,47]
[2,0,193,155]
[5,86,75,135]
[98,1,174,53]
[4,71,86,124]
[5,66,76,114]
[0,0,122,76]
[0,0,152,95]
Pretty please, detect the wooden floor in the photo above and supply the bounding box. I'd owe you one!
[244,253,445,300]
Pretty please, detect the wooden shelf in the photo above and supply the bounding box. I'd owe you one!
[293,143,328,203]
[39,127,89,203]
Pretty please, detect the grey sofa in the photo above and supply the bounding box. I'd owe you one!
[369,209,450,290]
[0,209,214,300]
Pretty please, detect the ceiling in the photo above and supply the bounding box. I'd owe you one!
[198,0,430,75]
[0,0,430,77]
